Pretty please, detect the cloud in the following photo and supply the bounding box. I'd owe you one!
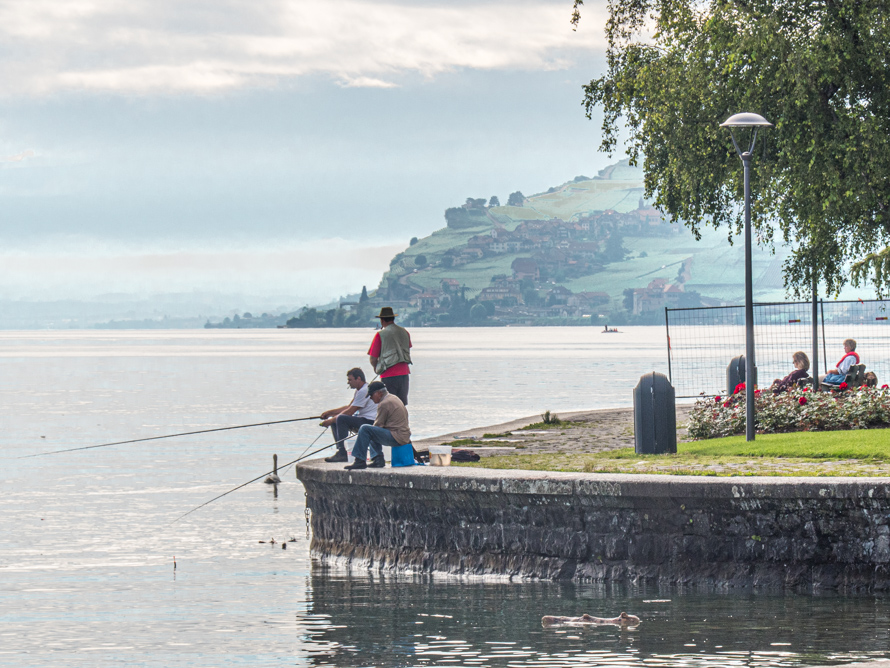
[339,76,399,89]
[0,0,606,96]
[1,150,36,162]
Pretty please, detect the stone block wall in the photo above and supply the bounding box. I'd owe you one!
[296,462,890,590]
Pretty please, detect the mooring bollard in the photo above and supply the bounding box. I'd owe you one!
[633,372,677,454]
[264,454,281,484]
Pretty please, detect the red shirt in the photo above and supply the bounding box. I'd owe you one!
[368,331,411,378]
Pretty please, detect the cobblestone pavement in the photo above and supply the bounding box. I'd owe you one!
[415,405,689,456]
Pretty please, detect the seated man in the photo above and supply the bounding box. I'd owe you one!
[320,368,377,463]
[345,381,411,470]
[820,338,860,386]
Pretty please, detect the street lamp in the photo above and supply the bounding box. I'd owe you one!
[721,112,773,442]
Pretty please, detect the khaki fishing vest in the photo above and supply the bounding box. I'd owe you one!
[376,324,412,374]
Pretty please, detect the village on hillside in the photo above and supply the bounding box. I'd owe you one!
[206,162,787,329]
[372,194,711,326]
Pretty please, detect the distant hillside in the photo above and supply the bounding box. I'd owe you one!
[373,160,790,326]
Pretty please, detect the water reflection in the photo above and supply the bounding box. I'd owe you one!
[300,568,890,667]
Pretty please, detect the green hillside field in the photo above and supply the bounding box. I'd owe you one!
[373,160,803,323]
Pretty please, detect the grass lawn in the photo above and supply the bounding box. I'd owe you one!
[684,429,890,459]
[455,429,890,477]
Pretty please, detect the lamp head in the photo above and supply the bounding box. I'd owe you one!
[720,112,773,129]
[721,113,772,157]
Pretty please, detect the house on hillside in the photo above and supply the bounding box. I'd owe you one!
[511,257,540,281]
[409,292,441,310]
[545,285,573,306]
[478,285,522,306]
[573,241,601,259]
[568,291,610,308]
[467,235,494,251]
[632,279,690,314]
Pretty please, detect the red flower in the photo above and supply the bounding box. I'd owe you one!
[734,382,746,394]
[723,401,731,408]
[715,396,722,403]
[839,382,848,390]
[883,385,889,390]
[802,387,809,392]
[799,396,807,405]
[754,389,762,395]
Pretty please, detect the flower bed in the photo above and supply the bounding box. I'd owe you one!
[687,382,890,440]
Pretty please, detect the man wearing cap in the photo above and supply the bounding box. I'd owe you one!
[319,367,377,463]
[345,381,411,470]
[368,306,412,405]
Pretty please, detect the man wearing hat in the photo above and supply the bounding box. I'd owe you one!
[368,306,412,405]
[345,381,411,469]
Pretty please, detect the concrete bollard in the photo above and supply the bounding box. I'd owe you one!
[633,372,677,454]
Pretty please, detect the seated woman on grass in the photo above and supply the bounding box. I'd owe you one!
[771,351,810,393]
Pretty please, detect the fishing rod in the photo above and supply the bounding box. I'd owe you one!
[277,426,330,479]
[21,415,323,459]
[170,436,344,525]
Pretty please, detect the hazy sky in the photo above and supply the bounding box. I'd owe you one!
[0,0,614,307]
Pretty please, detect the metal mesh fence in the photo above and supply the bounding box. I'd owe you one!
[666,299,890,397]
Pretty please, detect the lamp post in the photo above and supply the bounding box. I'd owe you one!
[720,112,773,442]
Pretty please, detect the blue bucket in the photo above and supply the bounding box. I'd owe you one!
[391,443,417,467]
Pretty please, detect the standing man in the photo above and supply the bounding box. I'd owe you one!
[368,306,412,405]
[345,381,411,470]
[320,367,377,463]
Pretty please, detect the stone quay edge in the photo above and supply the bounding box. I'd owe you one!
[297,461,890,590]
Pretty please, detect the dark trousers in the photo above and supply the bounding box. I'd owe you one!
[332,414,374,451]
[382,375,409,406]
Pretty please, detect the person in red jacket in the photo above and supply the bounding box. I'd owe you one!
[820,339,859,385]
[367,306,412,405]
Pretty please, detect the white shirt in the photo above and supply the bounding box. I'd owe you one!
[838,353,857,376]
[350,384,377,420]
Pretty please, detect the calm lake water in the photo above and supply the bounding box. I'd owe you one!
[1,327,888,667]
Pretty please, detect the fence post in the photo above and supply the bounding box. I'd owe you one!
[665,307,672,384]
[821,300,827,378]
[812,279,820,391]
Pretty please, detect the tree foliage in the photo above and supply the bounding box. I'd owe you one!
[573,0,890,296]
[507,191,525,206]
[445,206,486,229]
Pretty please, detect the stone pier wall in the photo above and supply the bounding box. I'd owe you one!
[296,462,890,590]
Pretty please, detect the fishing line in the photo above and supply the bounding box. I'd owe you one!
[170,438,341,525]
[277,427,331,479]
[21,415,322,459]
